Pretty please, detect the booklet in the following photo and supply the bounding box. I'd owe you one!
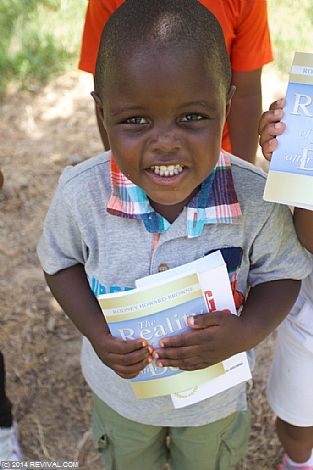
[99,271,225,399]
[137,251,251,408]
[263,51,313,210]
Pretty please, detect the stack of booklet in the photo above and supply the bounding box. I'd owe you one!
[99,251,251,408]
[264,51,313,210]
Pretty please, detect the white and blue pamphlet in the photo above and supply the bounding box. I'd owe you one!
[136,251,251,408]
[264,51,313,210]
[99,269,225,399]
[99,251,251,405]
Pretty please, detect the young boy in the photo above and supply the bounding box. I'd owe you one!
[37,1,311,468]
[259,99,313,470]
[79,0,273,162]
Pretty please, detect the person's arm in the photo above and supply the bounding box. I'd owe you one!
[293,209,313,254]
[227,68,262,164]
[225,0,273,163]
[258,98,313,254]
[45,264,152,378]
[153,279,300,369]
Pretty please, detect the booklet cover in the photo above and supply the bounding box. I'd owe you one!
[99,272,225,399]
[264,51,313,210]
[137,251,251,408]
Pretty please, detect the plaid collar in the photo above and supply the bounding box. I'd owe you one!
[107,151,242,238]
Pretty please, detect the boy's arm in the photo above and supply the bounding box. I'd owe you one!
[45,264,151,378]
[293,209,313,254]
[153,279,300,369]
[258,98,313,253]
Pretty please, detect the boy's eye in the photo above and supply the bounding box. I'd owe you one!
[180,113,205,122]
[124,117,148,125]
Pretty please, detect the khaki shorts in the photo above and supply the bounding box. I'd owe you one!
[92,392,250,470]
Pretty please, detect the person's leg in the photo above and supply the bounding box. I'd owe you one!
[276,419,313,466]
[92,392,168,470]
[0,352,13,428]
[0,351,23,461]
[169,410,250,470]
[267,319,313,468]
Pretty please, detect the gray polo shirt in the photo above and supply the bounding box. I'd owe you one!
[37,152,311,426]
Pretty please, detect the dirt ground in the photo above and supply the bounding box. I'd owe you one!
[0,69,286,469]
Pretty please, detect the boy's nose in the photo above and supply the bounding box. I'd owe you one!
[150,128,182,153]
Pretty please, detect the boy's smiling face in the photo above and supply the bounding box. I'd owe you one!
[96,45,233,221]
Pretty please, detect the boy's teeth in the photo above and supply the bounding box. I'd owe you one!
[151,164,183,176]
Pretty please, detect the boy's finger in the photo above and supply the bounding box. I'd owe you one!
[269,97,285,111]
[155,356,208,370]
[259,123,285,147]
[154,345,200,362]
[259,134,277,152]
[261,140,277,161]
[114,356,152,378]
[157,329,209,349]
[258,109,284,135]
[107,336,150,354]
[108,348,152,366]
[187,312,224,329]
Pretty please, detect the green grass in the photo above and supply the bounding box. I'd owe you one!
[268,0,313,75]
[0,0,86,96]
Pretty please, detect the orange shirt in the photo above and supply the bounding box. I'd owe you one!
[79,0,273,151]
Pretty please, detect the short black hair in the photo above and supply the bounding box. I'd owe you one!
[95,0,231,100]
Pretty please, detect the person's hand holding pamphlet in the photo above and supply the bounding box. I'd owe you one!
[264,51,313,210]
[136,251,251,408]
[99,251,251,407]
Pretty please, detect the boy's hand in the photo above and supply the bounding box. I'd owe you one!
[90,331,153,379]
[44,266,153,380]
[258,97,285,161]
[153,311,245,370]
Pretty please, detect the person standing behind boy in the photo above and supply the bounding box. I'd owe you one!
[0,352,23,462]
[259,99,313,470]
[79,0,273,163]
[0,182,23,463]
[38,2,311,469]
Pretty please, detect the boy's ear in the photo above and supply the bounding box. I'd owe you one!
[226,85,236,117]
[91,91,104,121]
